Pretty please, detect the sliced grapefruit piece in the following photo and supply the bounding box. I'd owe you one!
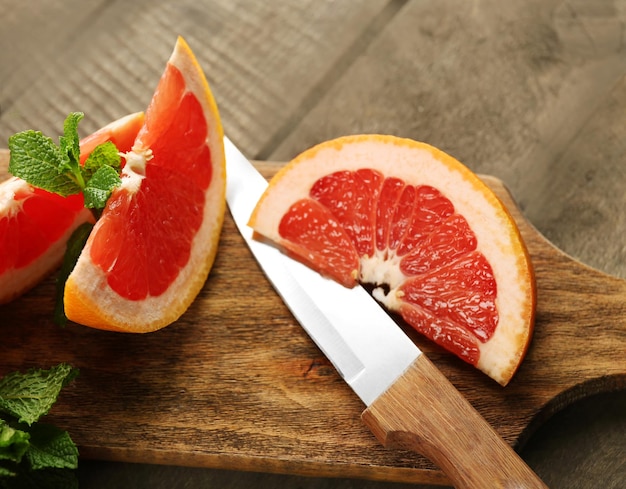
[0,112,145,304]
[250,135,536,385]
[64,37,226,333]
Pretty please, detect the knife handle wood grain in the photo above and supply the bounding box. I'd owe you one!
[361,354,549,489]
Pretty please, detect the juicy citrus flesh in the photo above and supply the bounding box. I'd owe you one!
[91,64,211,300]
[64,36,226,333]
[0,112,144,304]
[250,135,536,385]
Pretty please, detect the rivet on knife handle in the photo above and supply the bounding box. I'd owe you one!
[362,355,548,489]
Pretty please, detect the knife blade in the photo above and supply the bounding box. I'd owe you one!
[224,136,548,489]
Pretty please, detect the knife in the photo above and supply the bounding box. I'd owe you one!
[224,137,548,489]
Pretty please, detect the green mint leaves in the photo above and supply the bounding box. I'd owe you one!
[0,421,30,465]
[0,364,79,486]
[0,363,79,425]
[83,143,122,209]
[7,130,81,197]
[8,112,122,211]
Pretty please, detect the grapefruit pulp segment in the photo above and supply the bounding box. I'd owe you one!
[250,135,535,385]
[278,198,360,287]
[64,36,226,333]
[0,112,145,304]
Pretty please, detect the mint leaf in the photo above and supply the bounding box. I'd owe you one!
[84,165,121,209]
[58,112,83,178]
[0,420,29,464]
[7,131,81,197]
[82,140,122,210]
[54,223,93,327]
[84,140,121,174]
[24,424,78,471]
[0,364,79,426]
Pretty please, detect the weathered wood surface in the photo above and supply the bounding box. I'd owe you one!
[2,1,626,488]
[1,151,624,486]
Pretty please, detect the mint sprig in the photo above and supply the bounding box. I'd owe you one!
[8,112,122,212]
[8,113,126,325]
[0,364,78,486]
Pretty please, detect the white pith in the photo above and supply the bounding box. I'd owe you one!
[0,177,27,218]
[252,137,533,384]
[119,147,151,193]
[360,248,406,289]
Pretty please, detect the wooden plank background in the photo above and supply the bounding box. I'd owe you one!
[1,1,625,488]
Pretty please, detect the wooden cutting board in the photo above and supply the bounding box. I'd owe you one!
[1,150,624,486]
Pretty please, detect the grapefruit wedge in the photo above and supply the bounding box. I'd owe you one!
[64,37,226,333]
[0,112,144,304]
[250,135,536,385]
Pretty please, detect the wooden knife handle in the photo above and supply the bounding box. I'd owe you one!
[361,354,548,489]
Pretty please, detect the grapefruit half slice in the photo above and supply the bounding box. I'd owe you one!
[250,135,536,385]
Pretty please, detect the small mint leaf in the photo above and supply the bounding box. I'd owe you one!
[0,420,30,464]
[58,112,84,174]
[23,424,78,471]
[83,165,121,209]
[0,364,79,426]
[83,141,121,174]
[8,131,80,197]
